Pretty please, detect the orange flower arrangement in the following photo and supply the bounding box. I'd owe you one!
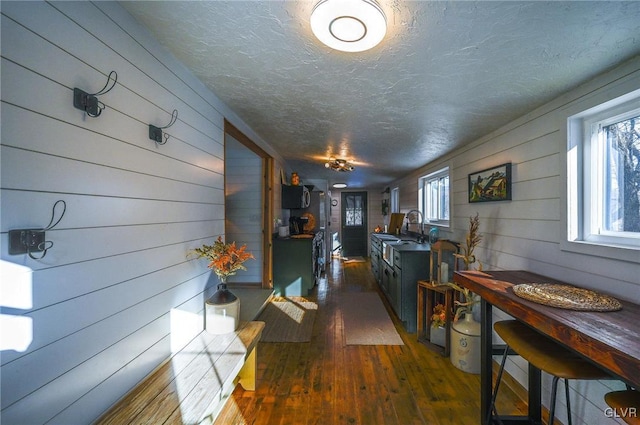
[189,236,254,281]
[431,304,447,328]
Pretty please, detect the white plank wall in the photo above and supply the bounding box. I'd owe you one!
[225,135,263,284]
[390,57,640,425]
[0,2,277,424]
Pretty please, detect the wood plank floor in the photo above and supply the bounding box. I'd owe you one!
[215,258,527,424]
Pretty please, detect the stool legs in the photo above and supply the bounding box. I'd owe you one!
[564,379,572,425]
[491,320,610,425]
[549,377,572,425]
[487,345,510,425]
[549,376,558,425]
[490,347,574,425]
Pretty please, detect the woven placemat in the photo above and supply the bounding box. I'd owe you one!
[513,283,622,312]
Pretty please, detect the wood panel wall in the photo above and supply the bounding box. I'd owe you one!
[390,56,640,425]
[0,2,280,423]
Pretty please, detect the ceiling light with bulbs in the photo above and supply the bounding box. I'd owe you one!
[310,0,387,52]
[325,158,355,172]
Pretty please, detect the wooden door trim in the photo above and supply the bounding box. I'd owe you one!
[224,119,273,289]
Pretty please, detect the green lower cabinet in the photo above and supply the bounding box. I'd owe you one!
[273,237,315,296]
[393,250,430,333]
[370,235,430,333]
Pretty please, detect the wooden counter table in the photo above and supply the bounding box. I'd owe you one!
[454,270,640,425]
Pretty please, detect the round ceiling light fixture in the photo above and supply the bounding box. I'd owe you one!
[333,183,348,189]
[325,158,355,172]
[310,0,387,52]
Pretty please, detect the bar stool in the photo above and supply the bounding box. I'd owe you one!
[488,320,610,425]
[604,389,640,425]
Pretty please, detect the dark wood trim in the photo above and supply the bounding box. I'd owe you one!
[263,157,274,288]
[224,119,270,157]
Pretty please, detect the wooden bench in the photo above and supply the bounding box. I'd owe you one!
[96,321,265,425]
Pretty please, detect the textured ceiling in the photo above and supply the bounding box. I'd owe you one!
[121,1,640,188]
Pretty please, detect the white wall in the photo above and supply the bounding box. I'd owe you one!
[0,2,279,423]
[390,56,640,425]
[225,135,263,284]
[368,189,386,234]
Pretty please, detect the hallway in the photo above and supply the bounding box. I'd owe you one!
[215,258,526,424]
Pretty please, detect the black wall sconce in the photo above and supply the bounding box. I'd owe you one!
[149,109,178,145]
[73,71,117,118]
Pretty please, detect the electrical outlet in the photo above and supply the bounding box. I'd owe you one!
[8,229,46,255]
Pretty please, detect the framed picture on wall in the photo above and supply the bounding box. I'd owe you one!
[468,163,512,203]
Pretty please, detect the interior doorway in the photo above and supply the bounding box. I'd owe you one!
[340,191,368,257]
[224,120,273,288]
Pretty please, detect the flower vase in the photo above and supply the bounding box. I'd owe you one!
[450,313,481,374]
[430,325,447,347]
[205,278,240,334]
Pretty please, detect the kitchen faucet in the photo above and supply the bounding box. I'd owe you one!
[406,209,425,242]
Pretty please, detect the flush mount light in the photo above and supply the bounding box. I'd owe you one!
[333,183,348,189]
[325,158,355,172]
[310,0,387,52]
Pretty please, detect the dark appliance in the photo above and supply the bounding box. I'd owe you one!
[282,185,311,209]
[289,216,309,235]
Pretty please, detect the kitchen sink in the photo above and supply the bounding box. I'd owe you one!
[375,234,402,241]
[375,234,421,245]
[389,240,419,245]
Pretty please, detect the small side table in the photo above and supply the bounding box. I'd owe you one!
[417,280,454,356]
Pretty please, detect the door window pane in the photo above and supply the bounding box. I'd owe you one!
[345,194,363,226]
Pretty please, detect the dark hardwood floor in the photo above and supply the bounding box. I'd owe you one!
[215,258,526,424]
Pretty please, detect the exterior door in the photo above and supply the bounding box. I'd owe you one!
[341,191,368,257]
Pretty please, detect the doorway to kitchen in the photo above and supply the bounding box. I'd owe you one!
[224,120,273,288]
[340,191,368,257]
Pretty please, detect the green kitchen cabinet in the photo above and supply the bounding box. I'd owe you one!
[392,249,430,333]
[273,233,323,296]
[370,234,430,333]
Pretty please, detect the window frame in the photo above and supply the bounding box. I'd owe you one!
[565,88,640,262]
[390,187,399,214]
[418,166,450,228]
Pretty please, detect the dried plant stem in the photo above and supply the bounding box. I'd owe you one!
[448,213,484,321]
[454,212,483,271]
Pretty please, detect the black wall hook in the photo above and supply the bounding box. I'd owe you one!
[8,200,67,260]
[149,109,178,145]
[73,71,118,118]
